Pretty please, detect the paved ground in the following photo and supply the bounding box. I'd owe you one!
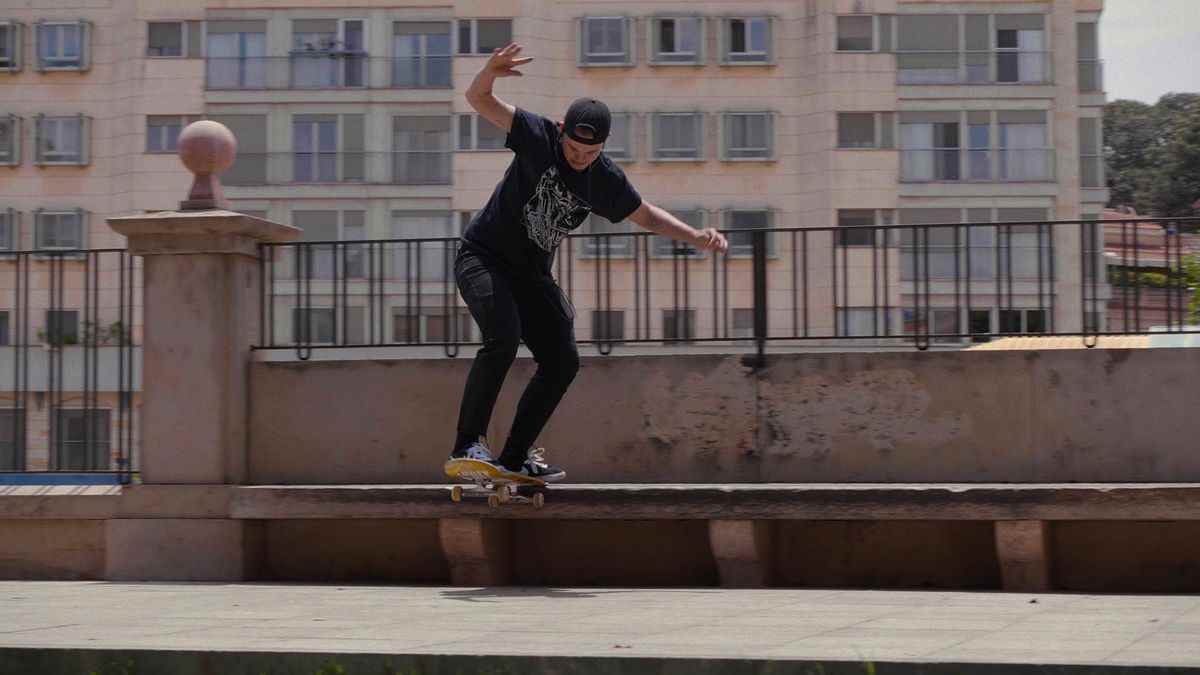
[1,582,1199,674]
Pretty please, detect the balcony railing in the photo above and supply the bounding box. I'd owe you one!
[255,217,1200,359]
[896,50,1053,85]
[204,55,451,90]
[222,151,452,187]
[901,148,1056,183]
[1078,59,1104,93]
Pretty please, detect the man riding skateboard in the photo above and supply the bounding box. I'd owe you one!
[446,43,729,483]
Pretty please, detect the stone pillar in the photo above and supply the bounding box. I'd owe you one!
[102,121,300,580]
[439,518,513,586]
[995,520,1053,592]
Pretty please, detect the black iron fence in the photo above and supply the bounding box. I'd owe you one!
[0,250,139,484]
[256,217,1200,360]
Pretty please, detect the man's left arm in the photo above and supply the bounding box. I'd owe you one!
[627,201,729,254]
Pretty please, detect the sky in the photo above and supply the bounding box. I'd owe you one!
[1100,0,1200,103]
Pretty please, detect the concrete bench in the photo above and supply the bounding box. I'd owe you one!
[4,483,1200,591]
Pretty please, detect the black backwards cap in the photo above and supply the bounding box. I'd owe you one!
[563,97,611,145]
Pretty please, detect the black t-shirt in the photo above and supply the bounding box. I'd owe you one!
[461,108,642,279]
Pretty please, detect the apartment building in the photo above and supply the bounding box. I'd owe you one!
[0,0,1108,470]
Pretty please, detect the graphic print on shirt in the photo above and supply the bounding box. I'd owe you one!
[522,165,591,253]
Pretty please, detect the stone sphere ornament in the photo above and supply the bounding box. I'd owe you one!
[177,120,238,211]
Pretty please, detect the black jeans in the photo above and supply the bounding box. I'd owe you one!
[454,246,580,466]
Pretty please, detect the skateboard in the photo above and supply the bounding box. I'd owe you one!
[444,458,547,509]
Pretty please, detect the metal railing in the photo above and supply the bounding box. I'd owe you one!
[900,148,1056,183]
[222,151,452,187]
[255,218,1200,360]
[0,249,140,484]
[204,55,451,90]
[896,50,1053,85]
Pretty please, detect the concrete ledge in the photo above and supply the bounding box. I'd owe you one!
[228,484,1200,520]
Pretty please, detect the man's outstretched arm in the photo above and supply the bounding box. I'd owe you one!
[627,201,729,254]
[466,43,531,133]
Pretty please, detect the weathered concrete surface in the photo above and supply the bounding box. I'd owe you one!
[2,583,1200,673]
[0,520,105,580]
[250,348,1200,484]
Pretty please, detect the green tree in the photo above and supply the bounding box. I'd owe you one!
[1104,93,1200,218]
[1104,99,1159,209]
[1151,104,1200,220]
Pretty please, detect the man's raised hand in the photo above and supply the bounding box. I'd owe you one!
[487,43,533,77]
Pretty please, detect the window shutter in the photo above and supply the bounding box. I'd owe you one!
[624,16,635,66]
[4,21,22,72]
[33,113,44,165]
[78,114,90,166]
[33,20,44,72]
[76,208,88,248]
[79,20,92,71]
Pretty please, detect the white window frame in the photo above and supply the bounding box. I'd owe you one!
[578,16,634,67]
[0,21,23,72]
[34,208,86,253]
[456,113,507,152]
[718,16,774,65]
[34,114,89,166]
[147,21,186,58]
[36,20,90,71]
[836,15,877,53]
[719,111,776,161]
[456,18,513,55]
[651,208,707,259]
[604,111,634,163]
[648,15,705,65]
[0,209,17,251]
[837,112,895,149]
[0,114,19,166]
[648,111,705,162]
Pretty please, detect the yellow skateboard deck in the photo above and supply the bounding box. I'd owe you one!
[444,458,547,508]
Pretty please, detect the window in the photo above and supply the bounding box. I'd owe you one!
[293,306,366,344]
[391,211,456,281]
[899,112,959,182]
[1077,22,1101,92]
[837,112,894,149]
[0,115,18,166]
[969,309,992,343]
[0,21,22,72]
[899,207,1051,282]
[650,16,703,65]
[1079,117,1103,188]
[289,210,367,281]
[292,114,365,183]
[650,112,704,161]
[652,209,705,257]
[902,308,960,343]
[999,309,1047,334]
[53,409,109,471]
[44,310,79,345]
[663,309,696,343]
[579,17,633,66]
[896,14,1048,84]
[147,22,184,57]
[837,209,893,248]
[37,20,90,71]
[457,113,507,151]
[721,112,774,160]
[146,115,198,153]
[457,19,512,54]
[35,209,85,251]
[720,17,772,64]
[0,408,25,471]
[725,209,773,257]
[581,213,633,258]
[393,308,472,344]
[838,308,890,337]
[393,22,451,87]
[206,114,267,185]
[205,21,266,89]
[35,115,89,165]
[0,208,16,250]
[604,112,633,162]
[998,111,1051,182]
[837,16,874,52]
[392,116,451,185]
[731,308,754,339]
[996,15,1047,84]
[591,310,625,342]
[290,19,367,89]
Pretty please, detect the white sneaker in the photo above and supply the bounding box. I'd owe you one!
[515,447,566,482]
[449,437,495,463]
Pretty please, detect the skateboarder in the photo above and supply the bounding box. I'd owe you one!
[448,43,729,482]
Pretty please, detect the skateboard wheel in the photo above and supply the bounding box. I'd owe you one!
[487,494,500,508]
[450,486,463,503]
[532,492,545,509]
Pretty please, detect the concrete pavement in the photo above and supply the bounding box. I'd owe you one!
[1,582,1198,674]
